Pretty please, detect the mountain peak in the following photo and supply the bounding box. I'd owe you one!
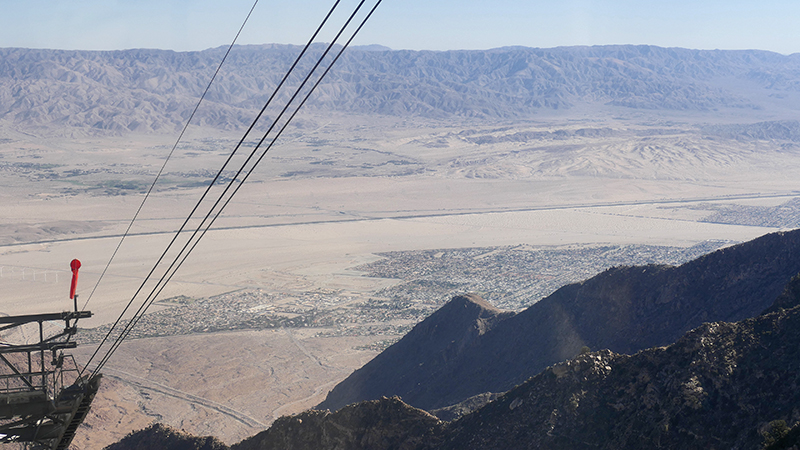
[448,293,500,312]
[317,294,514,412]
[413,293,511,338]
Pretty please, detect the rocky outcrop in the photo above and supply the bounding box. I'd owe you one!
[231,397,442,450]
[320,229,800,411]
[428,392,500,422]
[103,424,227,450]
[440,303,800,449]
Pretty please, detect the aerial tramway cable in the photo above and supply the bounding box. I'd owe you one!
[83,0,384,377]
[81,0,261,313]
[91,0,381,376]
[80,0,345,377]
[127,1,386,342]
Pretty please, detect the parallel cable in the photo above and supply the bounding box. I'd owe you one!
[78,0,330,375]
[81,0,365,375]
[80,0,338,374]
[80,0,260,313]
[84,0,341,373]
[91,1,371,375]
[90,0,383,376]
[118,0,386,347]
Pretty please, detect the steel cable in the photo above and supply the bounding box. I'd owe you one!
[85,0,383,376]
[81,0,344,376]
[80,0,261,313]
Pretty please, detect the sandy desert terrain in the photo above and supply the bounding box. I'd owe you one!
[1,112,799,447]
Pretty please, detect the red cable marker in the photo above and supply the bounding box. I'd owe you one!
[69,259,81,300]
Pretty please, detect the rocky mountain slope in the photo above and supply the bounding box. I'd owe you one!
[319,229,800,411]
[438,277,800,450]
[2,45,800,135]
[316,294,513,414]
[231,397,440,450]
[105,423,227,450]
[104,273,800,449]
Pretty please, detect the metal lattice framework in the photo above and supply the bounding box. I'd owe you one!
[0,311,100,450]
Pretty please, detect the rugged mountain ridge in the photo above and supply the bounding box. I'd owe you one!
[319,229,800,411]
[3,45,800,134]
[104,274,800,449]
[439,284,800,449]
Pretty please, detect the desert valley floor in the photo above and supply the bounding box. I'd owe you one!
[1,112,799,447]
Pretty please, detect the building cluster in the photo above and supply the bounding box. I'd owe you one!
[362,241,730,310]
[78,288,426,344]
[78,241,732,343]
[700,198,800,229]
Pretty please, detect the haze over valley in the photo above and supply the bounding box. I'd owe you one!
[1,44,799,447]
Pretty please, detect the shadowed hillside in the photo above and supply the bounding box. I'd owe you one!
[104,424,227,450]
[317,294,513,413]
[440,294,800,449]
[106,275,800,449]
[319,229,800,411]
[231,398,440,450]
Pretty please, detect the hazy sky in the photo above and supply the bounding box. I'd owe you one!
[1,0,799,54]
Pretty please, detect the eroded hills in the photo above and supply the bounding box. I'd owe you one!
[2,45,800,135]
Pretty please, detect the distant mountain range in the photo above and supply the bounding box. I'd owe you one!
[318,229,800,412]
[2,45,800,134]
